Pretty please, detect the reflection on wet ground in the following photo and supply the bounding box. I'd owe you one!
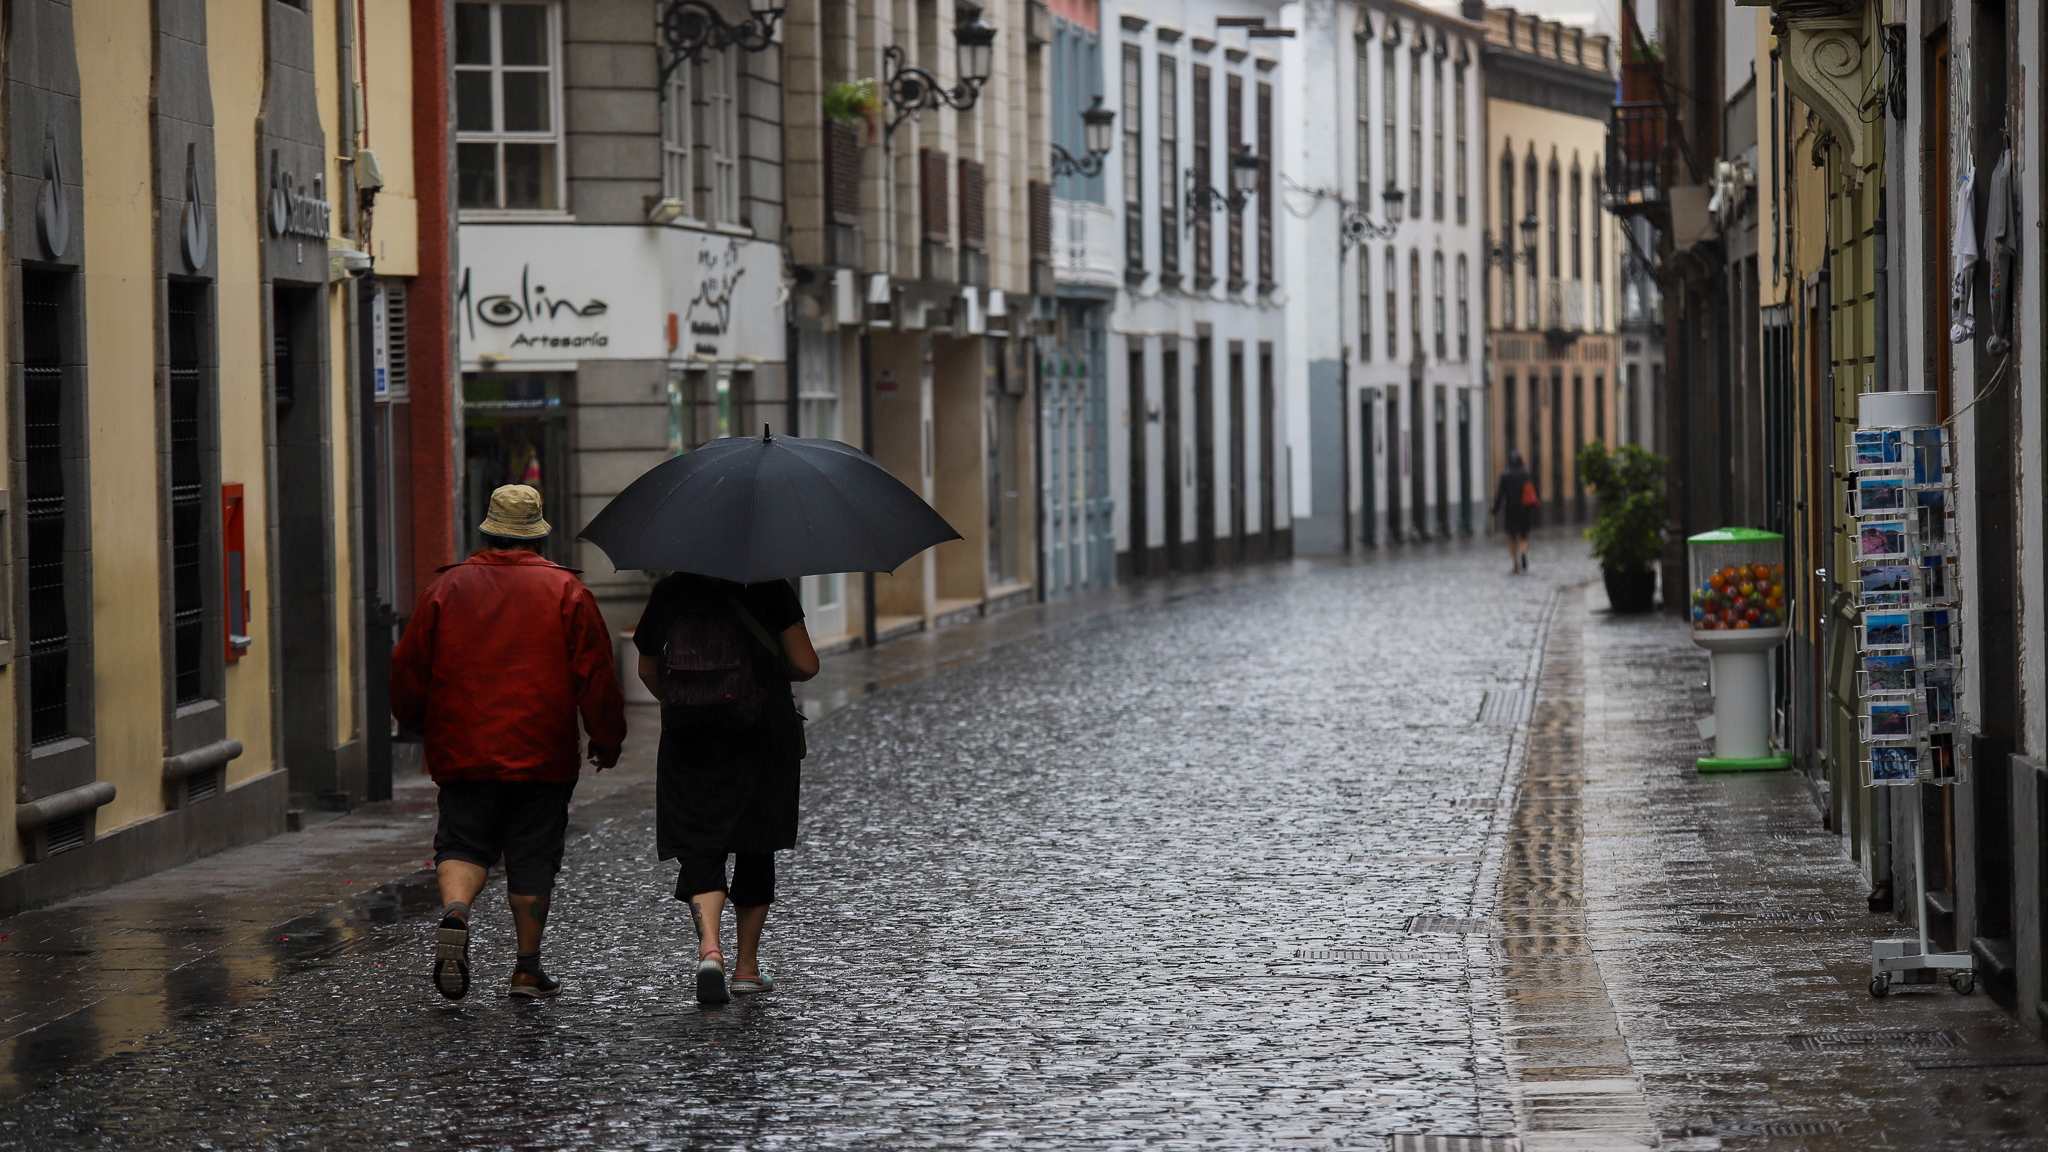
[0,537,2043,1149]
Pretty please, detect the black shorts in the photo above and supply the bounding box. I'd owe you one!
[432,781,577,897]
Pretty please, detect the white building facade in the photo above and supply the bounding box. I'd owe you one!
[1102,0,1295,579]
[1286,0,1489,553]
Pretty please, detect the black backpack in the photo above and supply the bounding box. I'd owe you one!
[660,597,782,728]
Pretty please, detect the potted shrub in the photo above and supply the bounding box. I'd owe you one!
[823,78,881,143]
[1577,441,1666,614]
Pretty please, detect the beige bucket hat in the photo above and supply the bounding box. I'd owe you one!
[479,484,551,539]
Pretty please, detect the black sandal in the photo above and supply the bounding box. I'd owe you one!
[696,953,729,1006]
[433,915,471,1000]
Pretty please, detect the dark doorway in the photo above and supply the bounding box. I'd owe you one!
[1163,345,1183,571]
[1194,335,1216,568]
[1127,346,1148,578]
[462,373,574,568]
[1433,385,1450,538]
[1386,388,1402,545]
[1409,370,1427,539]
[1229,343,1246,562]
[271,284,338,802]
[1360,390,1377,548]
[1259,344,1276,556]
[1572,374,1586,521]
[1457,390,1473,535]
[1526,375,1542,526]
[1550,371,1565,524]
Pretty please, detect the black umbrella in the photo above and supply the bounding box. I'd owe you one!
[578,428,961,582]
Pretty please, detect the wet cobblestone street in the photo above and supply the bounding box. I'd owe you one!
[2,535,2045,1149]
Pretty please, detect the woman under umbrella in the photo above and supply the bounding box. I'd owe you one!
[584,429,957,1006]
[632,575,816,1005]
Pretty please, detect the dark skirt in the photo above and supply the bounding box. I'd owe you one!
[654,703,801,860]
[1503,505,1534,538]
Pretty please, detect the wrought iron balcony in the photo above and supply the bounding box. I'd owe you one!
[1606,101,1667,219]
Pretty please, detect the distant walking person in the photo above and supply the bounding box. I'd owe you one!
[392,484,626,1002]
[635,575,819,1005]
[1492,452,1538,574]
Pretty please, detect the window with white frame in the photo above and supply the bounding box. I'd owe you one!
[1432,251,1445,358]
[1382,43,1396,200]
[1355,43,1370,209]
[697,46,743,226]
[1592,175,1606,328]
[1360,241,1372,361]
[661,51,694,210]
[1456,254,1469,359]
[1431,53,1443,220]
[1453,56,1467,223]
[1383,247,1397,360]
[1408,44,1421,208]
[455,1,561,211]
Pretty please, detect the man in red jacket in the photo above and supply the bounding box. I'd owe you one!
[392,484,627,1001]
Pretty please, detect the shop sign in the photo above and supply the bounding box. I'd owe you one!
[267,151,331,240]
[458,224,784,366]
[458,263,610,351]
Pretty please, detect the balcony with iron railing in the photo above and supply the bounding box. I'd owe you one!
[1545,278,1587,342]
[1606,100,1667,219]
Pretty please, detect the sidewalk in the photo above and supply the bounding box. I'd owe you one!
[1490,583,2048,1151]
[0,554,1310,1099]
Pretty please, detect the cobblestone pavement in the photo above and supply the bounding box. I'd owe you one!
[1,534,2044,1150]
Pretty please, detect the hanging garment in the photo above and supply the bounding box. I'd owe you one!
[1985,148,2018,354]
[1950,165,1978,345]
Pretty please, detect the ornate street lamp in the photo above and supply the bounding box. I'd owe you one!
[657,0,783,96]
[1486,213,1540,267]
[1184,145,1260,228]
[1340,184,1406,244]
[883,2,999,140]
[1051,96,1116,179]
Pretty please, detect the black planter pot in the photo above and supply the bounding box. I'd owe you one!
[1602,566,1658,614]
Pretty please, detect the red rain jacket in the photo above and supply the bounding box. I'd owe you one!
[391,550,627,784]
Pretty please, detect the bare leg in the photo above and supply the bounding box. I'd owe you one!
[437,859,488,914]
[733,905,769,980]
[689,891,727,961]
[508,892,550,956]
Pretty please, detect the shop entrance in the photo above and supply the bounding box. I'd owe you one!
[1228,343,1246,563]
[1434,385,1450,538]
[1194,336,1215,568]
[1359,390,1376,548]
[1386,388,1402,545]
[271,284,338,799]
[1457,390,1473,535]
[1162,346,1183,571]
[1127,346,1148,577]
[462,372,573,567]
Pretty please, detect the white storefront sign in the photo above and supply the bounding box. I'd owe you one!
[457,224,784,365]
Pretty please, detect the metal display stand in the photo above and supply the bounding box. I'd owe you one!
[1851,399,1974,998]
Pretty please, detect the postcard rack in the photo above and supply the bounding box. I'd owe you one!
[1851,421,1974,997]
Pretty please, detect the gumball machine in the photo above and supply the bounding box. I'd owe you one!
[1686,527,1792,772]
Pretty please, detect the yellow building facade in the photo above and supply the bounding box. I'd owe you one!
[1481,7,1622,526]
[0,0,425,911]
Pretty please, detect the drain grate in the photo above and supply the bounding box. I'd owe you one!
[1719,1119,1843,1137]
[1790,1029,1956,1052]
[1406,915,1490,936]
[1909,1052,2048,1070]
[1292,948,1427,962]
[1450,795,1499,810]
[1387,1137,1519,1152]
[1477,688,1533,727]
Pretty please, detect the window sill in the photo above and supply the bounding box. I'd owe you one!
[461,209,576,224]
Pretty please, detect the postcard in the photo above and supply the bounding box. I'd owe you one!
[1922,610,1955,661]
[1867,701,1915,739]
[1860,564,1913,603]
[1870,744,1918,784]
[1913,429,1946,485]
[1864,612,1911,650]
[1859,522,1909,560]
[1864,653,1916,693]
[1857,478,1906,514]
[1923,667,1956,725]
[1855,429,1904,467]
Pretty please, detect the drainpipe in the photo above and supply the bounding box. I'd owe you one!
[860,327,877,648]
[1033,332,1047,600]
[786,317,801,438]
